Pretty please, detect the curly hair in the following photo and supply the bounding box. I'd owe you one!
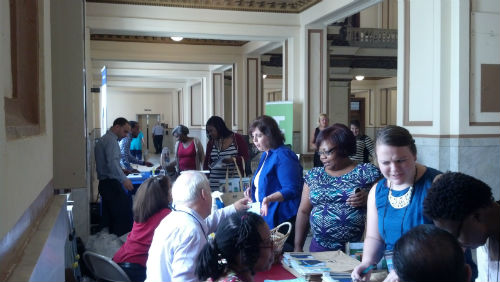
[315,123,356,158]
[423,172,493,221]
[195,211,266,281]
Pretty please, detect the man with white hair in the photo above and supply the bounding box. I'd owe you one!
[145,171,250,282]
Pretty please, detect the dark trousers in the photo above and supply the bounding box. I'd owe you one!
[280,215,296,253]
[131,149,142,161]
[118,262,146,282]
[153,135,163,153]
[98,179,133,236]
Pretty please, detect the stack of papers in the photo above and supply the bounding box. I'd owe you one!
[281,251,360,282]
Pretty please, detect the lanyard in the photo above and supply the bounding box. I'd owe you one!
[174,209,206,237]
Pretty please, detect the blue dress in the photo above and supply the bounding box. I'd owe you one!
[375,166,441,251]
[305,163,381,250]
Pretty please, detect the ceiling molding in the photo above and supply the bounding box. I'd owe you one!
[86,0,322,13]
[90,34,248,46]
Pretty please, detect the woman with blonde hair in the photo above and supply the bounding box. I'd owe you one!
[311,113,329,167]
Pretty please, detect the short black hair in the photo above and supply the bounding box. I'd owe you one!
[129,120,138,129]
[394,224,467,282]
[195,212,266,281]
[350,120,361,128]
[249,115,285,149]
[423,172,493,221]
[315,123,356,158]
[206,116,233,139]
[112,117,129,127]
[376,125,417,155]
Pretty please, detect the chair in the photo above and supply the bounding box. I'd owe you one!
[83,251,131,282]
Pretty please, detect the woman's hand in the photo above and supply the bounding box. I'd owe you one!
[347,189,369,208]
[244,187,252,201]
[261,196,270,216]
[351,262,374,282]
[383,269,399,282]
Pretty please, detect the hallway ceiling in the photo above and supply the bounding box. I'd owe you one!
[88,1,396,92]
[86,0,322,13]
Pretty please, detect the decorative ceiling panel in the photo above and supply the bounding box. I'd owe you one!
[86,0,322,13]
[91,34,249,46]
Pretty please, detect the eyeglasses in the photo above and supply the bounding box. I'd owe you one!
[318,147,336,157]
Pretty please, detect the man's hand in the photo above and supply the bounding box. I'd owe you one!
[123,169,132,175]
[233,197,250,211]
[144,161,154,167]
[131,169,140,174]
[347,189,369,208]
[123,179,134,191]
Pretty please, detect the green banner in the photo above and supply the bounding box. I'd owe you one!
[265,101,294,146]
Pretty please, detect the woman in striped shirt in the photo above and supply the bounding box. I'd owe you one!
[203,116,249,191]
[349,120,375,164]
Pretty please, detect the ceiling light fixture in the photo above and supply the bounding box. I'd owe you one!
[262,74,267,79]
[355,75,365,81]
[171,36,184,42]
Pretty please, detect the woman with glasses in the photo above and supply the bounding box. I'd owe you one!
[203,116,249,191]
[295,124,381,253]
[248,115,303,252]
[195,211,274,282]
[113,176,172,282]
[351,125,441,282]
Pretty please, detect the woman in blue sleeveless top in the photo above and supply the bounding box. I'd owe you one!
[351,125,441,282]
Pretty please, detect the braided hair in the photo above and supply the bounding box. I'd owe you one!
[196,211,266,281]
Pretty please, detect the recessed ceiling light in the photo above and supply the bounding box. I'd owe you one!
[171,36,184,42]
[355,75,365,81]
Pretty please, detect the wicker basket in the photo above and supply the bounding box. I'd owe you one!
[270,221,292,264]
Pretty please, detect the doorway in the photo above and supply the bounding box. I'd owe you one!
[137,114,160,154]
[349,97,366,131]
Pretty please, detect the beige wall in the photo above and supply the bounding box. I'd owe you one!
[0,0,54,241]
[106,88,176,128]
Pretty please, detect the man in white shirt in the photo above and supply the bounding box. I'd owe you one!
[152,122,164,154]
[145,171,250,282]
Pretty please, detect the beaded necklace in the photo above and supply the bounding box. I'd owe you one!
[382,166,418,240]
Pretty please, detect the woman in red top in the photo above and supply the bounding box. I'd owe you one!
[113,175,172,282]
[170,125,205,172]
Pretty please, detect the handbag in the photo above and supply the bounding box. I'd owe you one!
[220,156,250,205]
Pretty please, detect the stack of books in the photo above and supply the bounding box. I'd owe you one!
[282,252,358,282]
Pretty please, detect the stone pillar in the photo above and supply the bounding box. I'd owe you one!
[245,57,261,128]
[398,0,500,199]
[306,28,327,152]
[328,80,350,126]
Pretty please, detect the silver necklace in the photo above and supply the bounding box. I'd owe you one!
[388,167,417,209]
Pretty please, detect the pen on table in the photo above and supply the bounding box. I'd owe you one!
[361,264,376,275]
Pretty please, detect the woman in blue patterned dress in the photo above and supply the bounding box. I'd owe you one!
[294,124,381,252]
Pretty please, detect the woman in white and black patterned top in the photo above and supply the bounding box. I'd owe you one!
[349,120,375,163]
[203,116,249,191]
